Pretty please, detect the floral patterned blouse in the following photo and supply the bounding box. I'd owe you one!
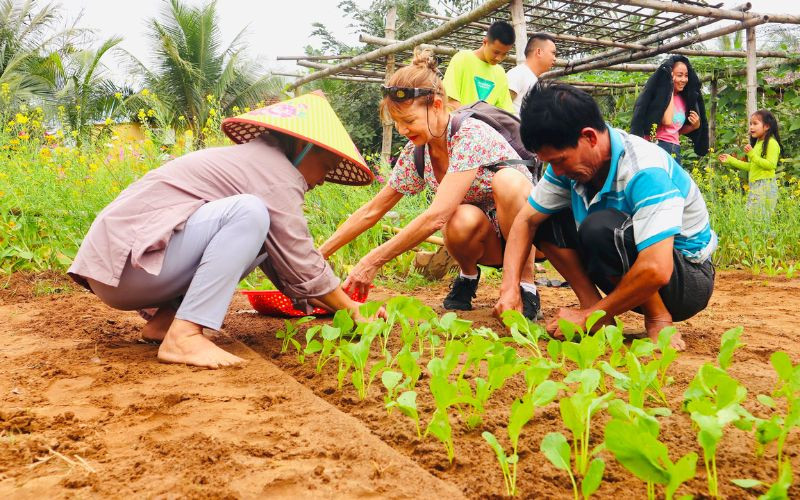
[388,118,532,206]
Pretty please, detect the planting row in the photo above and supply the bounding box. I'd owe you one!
[271,297,799,499]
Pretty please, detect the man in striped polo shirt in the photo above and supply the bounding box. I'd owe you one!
[495,83,716,350]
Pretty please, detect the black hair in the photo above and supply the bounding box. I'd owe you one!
[751,109,783,158]
[486,21,515,46]
[519,82,607,152]
[524,33,556,57]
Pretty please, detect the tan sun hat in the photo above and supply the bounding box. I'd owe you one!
[221,91,373,186]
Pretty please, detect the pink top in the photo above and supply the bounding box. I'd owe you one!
[68,136,339,300]
[655,93,686,145]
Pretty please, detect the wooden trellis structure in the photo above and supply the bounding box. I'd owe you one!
[277,0,800,159]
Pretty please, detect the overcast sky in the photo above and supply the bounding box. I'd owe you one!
[62,0,799,85]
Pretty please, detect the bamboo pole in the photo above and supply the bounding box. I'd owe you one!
[553,3,752,67]
[544,16,768,78]
[746,26,757,117]
[272,71,383,83]
[612,0,759,22]
[286,0,512,90]
[615,0,800,24]
[296,60,386,78]
[709,74,718,149]
[381,6,397,166]
[510,0,527,65]
[277,55,350,61]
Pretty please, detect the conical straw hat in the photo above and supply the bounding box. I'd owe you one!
[222,91,373,186]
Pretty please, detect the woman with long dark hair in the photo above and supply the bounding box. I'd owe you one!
[630,55,708,164]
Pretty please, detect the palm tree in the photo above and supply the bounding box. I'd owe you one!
[0,0,78,105]
[36,37,122,141]
[126,0,282,141]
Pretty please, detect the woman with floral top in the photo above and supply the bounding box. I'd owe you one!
[320,49,541,319]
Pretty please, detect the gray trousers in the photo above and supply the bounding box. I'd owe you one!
[88,194,270,330]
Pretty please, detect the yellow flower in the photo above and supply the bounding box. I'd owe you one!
[32,120,41,128]
[7,221,15,228]
[244,107,251,113]
[114,92,122,100]
[105,118,113,125]
[71,130,79,137]
[206,94,214,103]
[75,105,81,111]
[232,106,240,114]
[39,148,51,158]
[147,109,155,117]
[141,88,150,97]
[89,162,98,172]
[178,115,186,122]
[208,109,216,117]
[19,133,29,140]
[15,113,28,124]
[9,138,19,146]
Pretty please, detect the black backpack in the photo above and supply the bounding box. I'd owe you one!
[412,100,542,181]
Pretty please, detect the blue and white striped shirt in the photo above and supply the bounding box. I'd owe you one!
[528,127,717,263]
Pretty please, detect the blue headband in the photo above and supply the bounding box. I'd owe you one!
[292,142,314,167]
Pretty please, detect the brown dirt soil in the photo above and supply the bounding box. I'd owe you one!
[1,270,799,499]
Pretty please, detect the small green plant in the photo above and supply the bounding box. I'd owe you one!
[387,390,421,437]
[541,431,604,500]
[604,417,697,500]
[482,381,562,496]
[276,316,314,354]
[501,309,549,357]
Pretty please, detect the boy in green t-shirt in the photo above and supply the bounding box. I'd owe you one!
[443,21,515,113]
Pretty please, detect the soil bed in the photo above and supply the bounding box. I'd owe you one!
[1,270,799,498]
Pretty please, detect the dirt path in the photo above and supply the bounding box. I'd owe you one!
[1,271,799,498]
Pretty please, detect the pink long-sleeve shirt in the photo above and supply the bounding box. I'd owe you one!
[68,135,340,300]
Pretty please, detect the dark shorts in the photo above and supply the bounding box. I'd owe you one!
[534,208,714,322]
[657,140,682,165]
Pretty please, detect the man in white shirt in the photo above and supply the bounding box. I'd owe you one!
[507,33,557,113]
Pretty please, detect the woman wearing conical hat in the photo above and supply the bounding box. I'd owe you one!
[68,91,376,369]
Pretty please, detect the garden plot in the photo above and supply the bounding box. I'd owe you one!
[1,271,799,499]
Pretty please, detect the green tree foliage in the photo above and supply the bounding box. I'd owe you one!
[127,0,282,141]
[0,0,78,104]
[305,0,438,154]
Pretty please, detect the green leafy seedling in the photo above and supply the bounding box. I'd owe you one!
[276,316,314,354]
[718,326,744,370]
[382,370,403,413]
[386,390,421,437]
[541,432,579,500]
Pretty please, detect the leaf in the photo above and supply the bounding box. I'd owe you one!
[585,310,607,333]
[358,300,383,318]
[603,419,670,485]
[558,319,580,342]
[758,460,793,500]
[732,478,765,489]
[666,452,697,499]
[381,370,402,392]
[540,432,571,472]
[757,394,777,408]
[331,308,354,334]
[532,379,561,407]
[718,326,744,370]
[629,338,657,358]
[581,458,605,498]
[508,394,535,449]
[770,351,793,381]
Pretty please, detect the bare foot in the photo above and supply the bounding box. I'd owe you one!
[157,319,246,369]
[646,318,685,351]
[141,307,176,343]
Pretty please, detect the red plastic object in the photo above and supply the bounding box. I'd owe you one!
[241,288,369,318]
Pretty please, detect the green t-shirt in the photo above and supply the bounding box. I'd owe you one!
[443,50,514,113]
[723,137,781,183]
